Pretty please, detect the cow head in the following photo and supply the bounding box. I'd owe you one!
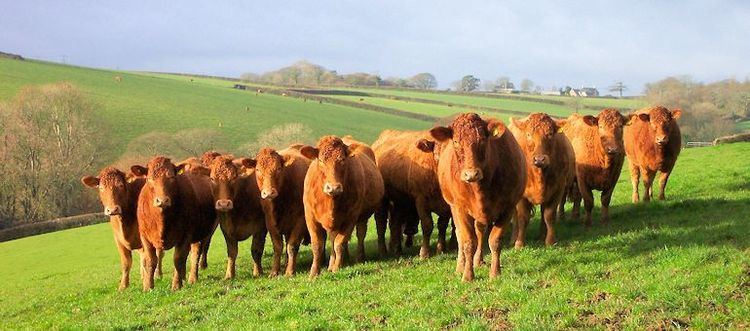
[629,106,682,147]
[300,136,350,196]
[81,167,134,216]
[245,148,294,200]
[200,151,223,166]
[580,108,628,157]
[131,156,185,210]
[429,113,506,183]
[198,155,247,212]
[510,113,562,169]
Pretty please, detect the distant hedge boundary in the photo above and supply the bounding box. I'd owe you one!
[0,213,105,242]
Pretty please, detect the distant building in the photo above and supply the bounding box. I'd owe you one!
[567,87,599,97]
[541,90,562,96]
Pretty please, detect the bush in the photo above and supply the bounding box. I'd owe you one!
[0,83,107,227]
[237,123,314,156]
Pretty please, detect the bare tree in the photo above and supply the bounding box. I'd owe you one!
[410,73,437,90]
[520,79,535,92]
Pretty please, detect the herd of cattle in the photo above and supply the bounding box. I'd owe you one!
[81,106,682,290]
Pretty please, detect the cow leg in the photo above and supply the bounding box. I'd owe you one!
[327,229,338,271]
[251,229,266,277]
[115,242,132,290]
[224,235,239,280]
[629,160,641,203]
[416,199,434,259]
[188,242,201,284]
[448,219,458,251]
[642,169,656,202]
[488,223,506,279]
[473,220,487,268]
[513,200,531,249]
[172,243,189,291]
[356,220,367,263]
[578,181,595,228]
[267,224,284,277]
[570,182,581,222]
[600,187,615,224]
[557,189,567,221]
[388,206,404,256]
[199,235,211,270]
[307,220,325,279]
[456,214,477,282]
[542,200,558,246]
[374,202,389,257]
[156,249,164,279]
[285,222,306,277]
[658,171,671,200]
[140,238,157,291]
[436,215,449,254]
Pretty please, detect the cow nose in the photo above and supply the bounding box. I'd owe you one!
[323,182,343,196]
[532,155,549,168]
[461,168,483,183]
[656,136,668,146]
[153,197,171,208]
[606,146,619,155]
[104,205,122,216]
[260,188,278,200]
[215,199,233,211]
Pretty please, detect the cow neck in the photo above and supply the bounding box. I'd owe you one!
[120,178,145,224]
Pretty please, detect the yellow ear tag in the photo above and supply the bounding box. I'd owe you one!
[557,127,564,133]
[177,168,185,175]
[493,128,500,136]
[127,177,136,184]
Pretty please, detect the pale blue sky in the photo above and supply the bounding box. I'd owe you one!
[2,0,749,94]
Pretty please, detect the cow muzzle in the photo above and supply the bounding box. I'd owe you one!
[153,196,171,208]
[215,199,233,211]
[260,188,278,200]
[104,205,122,216]
[461,168,483,183]
[656,136,668,146]
[323,182,343,196]
[605,146,621,156]
[532,155,549,168]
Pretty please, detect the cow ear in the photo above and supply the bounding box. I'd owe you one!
[241,158,257,168]
[81,176,100,188]
[175,163,187,175]
[555,119,567,133]
[130,165,148,177]
[638,113,650,122]
[415,139,435,153]
[582,115,598,126]
[509,117,524,129]
[282,155,295,167]
[671,108,682,120]
[429,126,453,142]
[299,146,319,160]
[487,120,507,137]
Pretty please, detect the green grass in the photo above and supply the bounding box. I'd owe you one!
[738,120,750,131]
[328,95,518,121]
[1,143,748,329]
[0,59,428,162]
[504,93,648,110]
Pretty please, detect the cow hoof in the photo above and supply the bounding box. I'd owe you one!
[419,247,430,259]
[269,271,279,278]
[188,277,197,285]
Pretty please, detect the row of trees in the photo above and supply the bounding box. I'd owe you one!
[644,76,749,142]
[0,83,107,227]
[241,61,438,89]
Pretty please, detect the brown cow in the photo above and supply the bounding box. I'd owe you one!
[624,106,682,202]
[559,109,629,226]
[242,147,311,277]
[508,113,575,247]
[430,113,526,281]
[81,167,164,290]
[371,129,454,258]
[194,155,267,279]
[131,156,217,291]
[301,136,384,277]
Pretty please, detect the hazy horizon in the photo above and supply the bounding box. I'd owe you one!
[2,1,749,94]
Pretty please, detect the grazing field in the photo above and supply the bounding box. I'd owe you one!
[0,59,428,162]
[0,143,748,329]
[500,93,648,110]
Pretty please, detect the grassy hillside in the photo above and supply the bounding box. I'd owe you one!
[0,59,428,162]
[1,143,748,329]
